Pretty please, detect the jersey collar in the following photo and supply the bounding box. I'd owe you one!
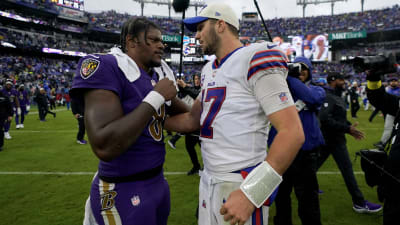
[212,46,243,69]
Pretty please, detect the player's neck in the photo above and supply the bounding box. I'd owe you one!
[216,39,243,62]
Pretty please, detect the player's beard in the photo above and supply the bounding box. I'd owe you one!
[202,27,220,55]
[149,54,163,68]
[149,59,161,68]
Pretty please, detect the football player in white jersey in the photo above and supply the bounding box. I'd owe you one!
[165,3,304,225]
[311,35,329,61]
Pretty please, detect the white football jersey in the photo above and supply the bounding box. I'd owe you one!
[291,36,303,58]
[311,35,329,61]
[199,42,294,175]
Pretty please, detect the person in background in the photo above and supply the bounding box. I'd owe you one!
[349,81,360,118]
[318,72,382,213]
[64,87,71,110]
[49,88,56,110]
[366,69,400,225]
[15,84,30,129]
[2,79,20,139]
[269,56,325,225]
[71,97,86,144]
[0,90,13,151]
[176,74,202,175]
[373,77,400,150]
[34,88,56,121]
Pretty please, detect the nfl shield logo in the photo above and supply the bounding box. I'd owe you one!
[131,195,141,206]
[202,200,206,208]
[279,92,288,103]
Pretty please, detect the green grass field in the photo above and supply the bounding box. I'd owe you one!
[0,106,385,225]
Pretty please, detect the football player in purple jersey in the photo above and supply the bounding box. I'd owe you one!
[16,84,30,129]
[2,80,20,139]
[71,18,193,225]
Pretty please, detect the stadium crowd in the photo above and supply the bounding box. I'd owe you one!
[87,5,400,37]
[1,3,399,55]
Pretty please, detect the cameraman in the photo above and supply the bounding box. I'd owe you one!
[269,56,325,225]
[366,67,400,225]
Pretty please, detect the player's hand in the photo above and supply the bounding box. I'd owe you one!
[7,116,12,122]
[177,79,187,88]
[220,189,255,225]
[75,114,81,119]
[349,122,364,140]
[153,78,177,101]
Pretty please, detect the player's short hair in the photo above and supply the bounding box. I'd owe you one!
[120,17,162,53]
[209,19,239,38]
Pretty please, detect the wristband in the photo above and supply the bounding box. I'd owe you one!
[240,161,282,208]
[143,91,165,111]
[367,80,382,90]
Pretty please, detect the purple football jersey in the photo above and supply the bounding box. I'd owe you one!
[2,88,18,107]
[71,54,166,177]
[17,90,29,107]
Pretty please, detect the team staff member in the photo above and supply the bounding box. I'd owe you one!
[71,97,86,144]
[71,18,188,225]
[318,72,382,213]
[166,3,305,224]
[0,90,13,151]
[269,56,325,225]
[366,70,400,225]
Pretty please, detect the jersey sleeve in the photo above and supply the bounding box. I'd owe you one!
[254,73,294,116]
[71,54,123,99]
[247,46,288,89]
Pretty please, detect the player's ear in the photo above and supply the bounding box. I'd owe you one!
[216,20,225,33]
[126,35,137,50]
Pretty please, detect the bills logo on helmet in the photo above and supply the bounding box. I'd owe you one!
[80,58,100,79]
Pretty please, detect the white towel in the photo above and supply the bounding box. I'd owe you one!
[109,47,177,105]
[110,47,141,82]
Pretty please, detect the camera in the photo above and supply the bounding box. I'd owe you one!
[353,52,399,74]
[287,63,302,78]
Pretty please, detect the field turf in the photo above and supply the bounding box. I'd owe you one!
[0,106,385,225]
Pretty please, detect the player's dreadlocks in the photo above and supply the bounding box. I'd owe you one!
[120,17,162,53]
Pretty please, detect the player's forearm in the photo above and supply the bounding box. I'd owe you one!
[266,124,304,175]
[168,97,190,116]
[165,99,201,133]
[164,112,200,133]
